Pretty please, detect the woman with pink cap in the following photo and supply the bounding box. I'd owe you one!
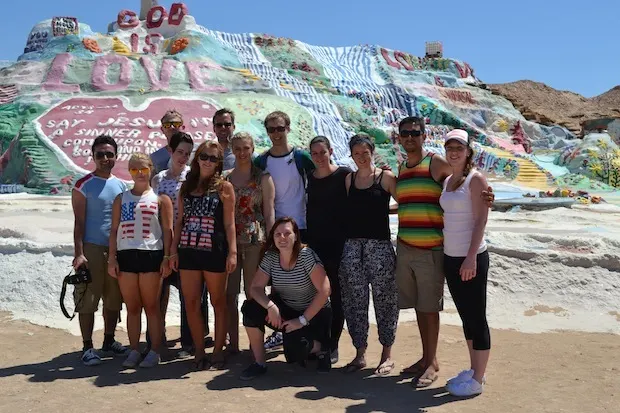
[439,129,490,397]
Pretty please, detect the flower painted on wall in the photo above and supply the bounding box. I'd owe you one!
[82,38,102,53]
[171,37,189,55]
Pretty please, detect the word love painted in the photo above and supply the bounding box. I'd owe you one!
[35,97,217,181]
[42,54,226,94]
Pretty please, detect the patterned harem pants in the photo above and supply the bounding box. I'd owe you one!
[338,238,399,349]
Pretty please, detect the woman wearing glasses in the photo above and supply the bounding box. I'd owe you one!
[108,153,174,369]
[169,141,237,370]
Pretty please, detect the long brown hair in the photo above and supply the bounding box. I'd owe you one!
[180,140,225,197]
[261,216,304,267]
[464,143,475,176]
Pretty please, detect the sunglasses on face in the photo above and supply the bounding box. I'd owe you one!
[215,122,233,128]
[162,121,183,129]
[198,153,220,163]
[266,126,287,133]
[129,167,150,175]
[94,151,115,160]
[400,130,423,137]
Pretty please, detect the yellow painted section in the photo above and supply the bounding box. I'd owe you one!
[485,147,552,190]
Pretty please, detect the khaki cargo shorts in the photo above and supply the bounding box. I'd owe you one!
[227,243,262,297]
[74,243,123,313]
[395,240,445,312]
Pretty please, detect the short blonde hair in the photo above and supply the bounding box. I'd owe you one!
[128,153,154,170]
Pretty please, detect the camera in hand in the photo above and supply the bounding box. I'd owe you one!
[60,265,92,320]
[66,265,92,285]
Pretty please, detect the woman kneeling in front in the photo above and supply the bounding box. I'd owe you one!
[440,129,491,397]
[239,217,332,380]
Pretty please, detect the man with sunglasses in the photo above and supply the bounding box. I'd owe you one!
[151,110,186,174]
[212,108,237,170]
[253,111,315,352]
[394,116,494,388]
[72,135,129,366]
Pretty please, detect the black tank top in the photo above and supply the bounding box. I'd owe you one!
[345,170,391,240]
[179,191,227,254]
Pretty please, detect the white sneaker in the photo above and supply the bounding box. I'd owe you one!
[447,369,473,385]
[81,348,102,366]
[122,350,142,368]
[139,350,160,368]
[447,369,486,386]
[447,377,483,397]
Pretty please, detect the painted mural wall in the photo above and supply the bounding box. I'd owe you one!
[0,2,611,194]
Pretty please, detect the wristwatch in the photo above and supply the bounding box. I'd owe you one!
[298,315,308,326]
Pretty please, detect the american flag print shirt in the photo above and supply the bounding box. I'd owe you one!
[117,189,163,251]
[180,192,225,252]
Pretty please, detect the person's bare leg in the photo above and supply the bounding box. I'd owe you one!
[415,311,440,387]
[345,346,367,373]
[204,271,228,368]
[472,349,490,384]
[180,270,207,367]
[160,284,170,344]
[140,272,163,354]
[79,313,95,345]
[246,327,266,364]
[117,272,142,350]
[226,294,240,353]
[375,345,395,375]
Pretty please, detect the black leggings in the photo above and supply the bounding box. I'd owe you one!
[444,250,491,351]
[323,257,345,352]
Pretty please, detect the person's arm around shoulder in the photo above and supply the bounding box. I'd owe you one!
[460,172,490,282]
[72,188,88,270]
[430,154,452,184]
[107,194,122,278]
[159,194,174,278]
[250,253,282,329]
[221,180,237,274]
[261,173,276,235]
[169,195,184,272]
[344,172,352,194]
[282,249,331,333]
[379,169,399,215]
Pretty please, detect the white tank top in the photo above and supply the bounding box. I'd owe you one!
[117,189,163,251]
[439,170,487,257]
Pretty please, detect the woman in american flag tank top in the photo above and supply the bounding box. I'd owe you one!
[108,153,174,369]
[169,141,237,371]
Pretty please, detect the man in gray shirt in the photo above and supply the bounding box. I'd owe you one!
[212,108,237,170]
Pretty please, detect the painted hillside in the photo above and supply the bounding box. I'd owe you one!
[0,2,617,197]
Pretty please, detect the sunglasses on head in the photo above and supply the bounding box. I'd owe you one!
[198,153,220,163]
[215,122,233,128]
[400,129,423,137]
[94,151,115,160]
[266,126,287,133]
[162,121,183,128]
[129,167,150,175]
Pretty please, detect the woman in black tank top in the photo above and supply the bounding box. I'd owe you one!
[306,136,352,363]
[339,133,400,376]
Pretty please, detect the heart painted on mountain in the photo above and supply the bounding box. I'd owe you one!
[34,97,218,181]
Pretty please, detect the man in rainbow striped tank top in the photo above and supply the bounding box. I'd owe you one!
[394,117,494,388]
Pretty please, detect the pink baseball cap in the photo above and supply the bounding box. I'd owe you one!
[445,129,469,145]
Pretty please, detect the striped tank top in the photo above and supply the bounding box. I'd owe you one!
[396,153,444,250]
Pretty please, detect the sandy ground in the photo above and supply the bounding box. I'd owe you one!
[1,312,618,413]
[1,194,619,412]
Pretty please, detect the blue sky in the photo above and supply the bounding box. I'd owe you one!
[1,0,615,97]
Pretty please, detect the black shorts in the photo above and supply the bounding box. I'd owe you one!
[178,248,227,273]
[117,249,163,273]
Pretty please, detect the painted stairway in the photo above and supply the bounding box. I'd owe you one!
[485,147,553,190]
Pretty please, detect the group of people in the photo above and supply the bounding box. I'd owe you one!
[71,108,493,397]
